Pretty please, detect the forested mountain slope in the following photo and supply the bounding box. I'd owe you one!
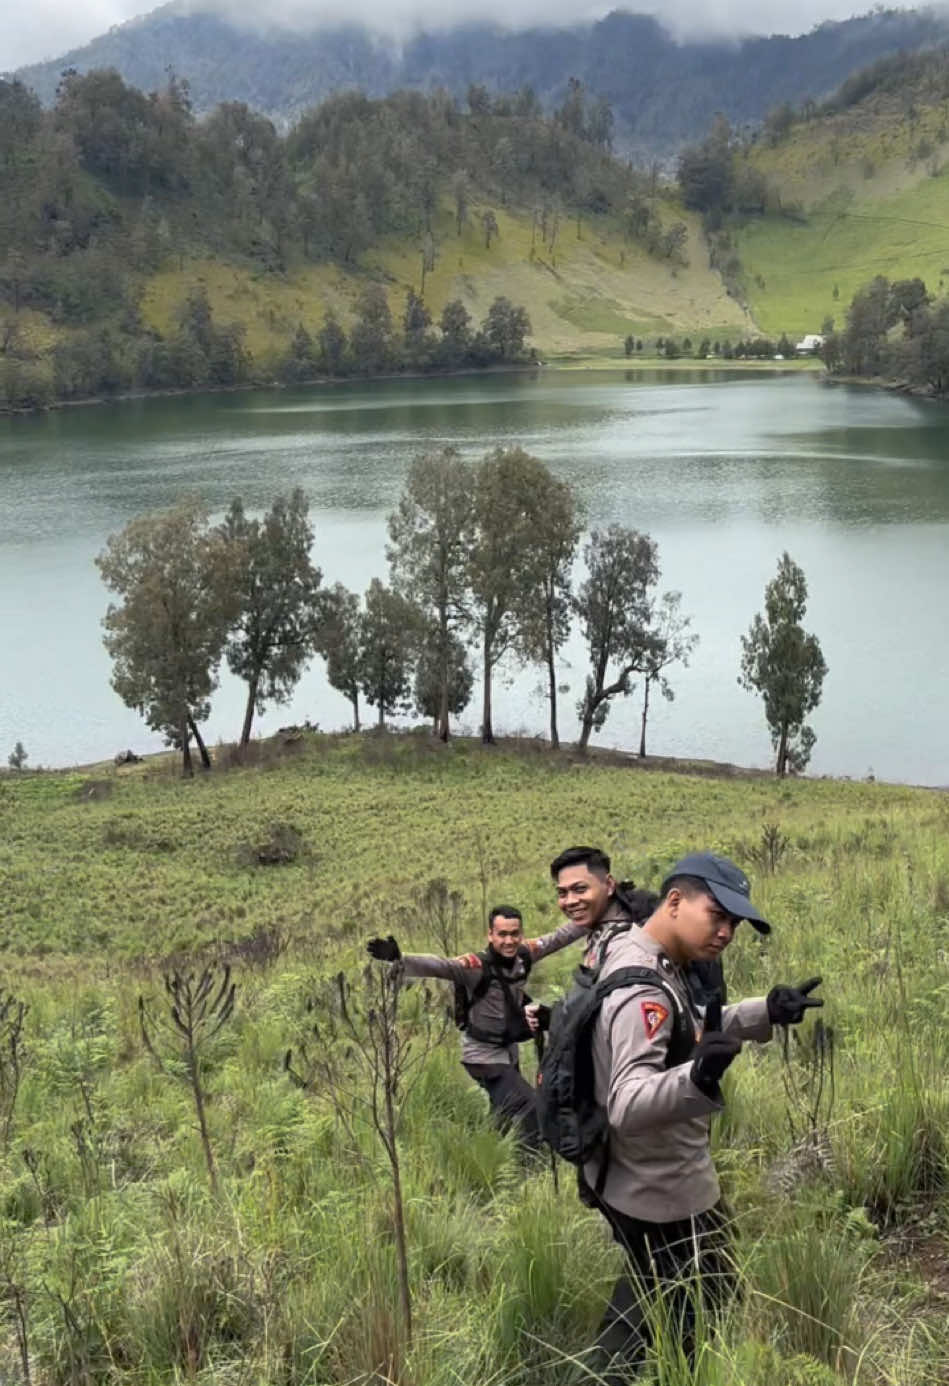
[15,4,949,156]
[0,72,747,410]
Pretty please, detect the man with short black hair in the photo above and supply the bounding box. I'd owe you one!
[367,905,587,1151]
[550,848,821,1381]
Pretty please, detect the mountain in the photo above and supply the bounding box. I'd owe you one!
[14,5,949,155]
[677,43,949,335]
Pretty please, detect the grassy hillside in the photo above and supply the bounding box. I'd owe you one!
[1,733,948,1383]
[734,69,949,335]
[140,201,749,366]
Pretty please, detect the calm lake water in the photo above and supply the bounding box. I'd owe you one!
[2,368,948,784]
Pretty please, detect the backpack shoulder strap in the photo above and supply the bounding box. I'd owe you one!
[594,964,696,1062]
[470,949,494,1003]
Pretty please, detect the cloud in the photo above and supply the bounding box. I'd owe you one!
[3,0,925,73]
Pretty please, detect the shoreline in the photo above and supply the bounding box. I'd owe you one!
[0,359,547,419]
[1,355,824,419]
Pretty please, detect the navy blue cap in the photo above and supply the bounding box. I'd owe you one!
[661,853,771,935]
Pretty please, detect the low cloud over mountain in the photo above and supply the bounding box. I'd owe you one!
[3,0,941,70]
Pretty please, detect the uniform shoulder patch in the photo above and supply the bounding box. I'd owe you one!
[454,953,482,969]
[640,999,670,1041]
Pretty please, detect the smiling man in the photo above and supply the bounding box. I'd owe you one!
[548,847,822,1382]
[366,905,587,1152]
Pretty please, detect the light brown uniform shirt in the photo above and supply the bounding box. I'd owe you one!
[585,919,772,1222]
[401,919,588,1065]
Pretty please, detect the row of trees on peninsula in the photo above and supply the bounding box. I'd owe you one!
[820,274,949,395]
[96,454,826,777]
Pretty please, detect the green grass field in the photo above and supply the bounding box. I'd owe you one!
[734,86,949,335]
[1,733,948,1383]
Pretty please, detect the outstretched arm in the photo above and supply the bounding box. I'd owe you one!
[366,936,482,986]
[527,919,588,963]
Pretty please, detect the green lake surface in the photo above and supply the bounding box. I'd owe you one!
[2,368,947,783]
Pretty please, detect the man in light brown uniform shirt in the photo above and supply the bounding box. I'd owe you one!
[551,847,822,1381]
[368,906,587,1150]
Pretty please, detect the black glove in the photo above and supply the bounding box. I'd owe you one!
[767,976,823,1026]
[533,1003,552,1033]
[366,935,401,962]
[690,1032,741,1097]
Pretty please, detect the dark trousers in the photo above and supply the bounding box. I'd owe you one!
[462,1061,543,1152]
[591,1198,734,1382]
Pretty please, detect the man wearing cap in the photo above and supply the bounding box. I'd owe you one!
[551,848,822,1382]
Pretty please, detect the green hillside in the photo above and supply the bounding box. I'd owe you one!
[0,72,748,412]
[1,734,948,1384]
[731,54,949,335]
[139,202,747,367]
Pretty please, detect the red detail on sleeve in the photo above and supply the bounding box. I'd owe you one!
[454,953,481,968]
[640,1000,670,1041]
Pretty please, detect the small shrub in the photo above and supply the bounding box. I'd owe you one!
[237,822,304,866]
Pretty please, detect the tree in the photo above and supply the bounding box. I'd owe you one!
[317,583,363,731]
[359,579,420,728]
[574,526,660,752]
[402,288,432,366]
[677,116,735,215]
[414,630,473,731]
[387,448,474,740]
[739,552,827,776]
[7,742,27,772]
[482,297,531,360]
[439,299,472,364]
[516,475,583,748]
[350,284,393,374]
[96,499,236,775]
[469,447,556,744]
[637,592,699,757]
[318,311,347,375]
[219,489,323,747]
[481,209,499,249]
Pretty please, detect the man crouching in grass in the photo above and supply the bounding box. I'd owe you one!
[367,905,587,1152]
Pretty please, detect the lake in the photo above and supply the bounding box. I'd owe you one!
[2,368,947,784]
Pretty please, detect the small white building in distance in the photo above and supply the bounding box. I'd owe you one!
[795,333,824,355]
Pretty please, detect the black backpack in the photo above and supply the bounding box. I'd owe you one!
[536,924,698,1191]
[453,945,536,1046]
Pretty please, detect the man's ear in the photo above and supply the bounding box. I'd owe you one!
[665,888,680,915]
[605,872,617,895]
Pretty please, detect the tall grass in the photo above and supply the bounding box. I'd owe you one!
[1,739,948,1382]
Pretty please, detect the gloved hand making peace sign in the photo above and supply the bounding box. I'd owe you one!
[766,976,823,1026]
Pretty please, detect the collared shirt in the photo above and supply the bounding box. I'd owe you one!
[586,924,772,1222]
[401,918,588,1065]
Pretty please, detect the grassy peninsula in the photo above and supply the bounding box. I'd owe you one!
[1,732,947,1383]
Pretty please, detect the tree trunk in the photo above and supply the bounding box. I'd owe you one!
[776,724,789,777]
[639,677,651,758]
[240,675,259,748]
[545,599,559,750]
[189,718,211,770]
[437,608,450,742]
[378,699,385,730]
[350,694,360,733]
[481,634,495,745]
[180,717,193,778]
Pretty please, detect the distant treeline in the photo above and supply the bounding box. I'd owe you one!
[0,69,676,411]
